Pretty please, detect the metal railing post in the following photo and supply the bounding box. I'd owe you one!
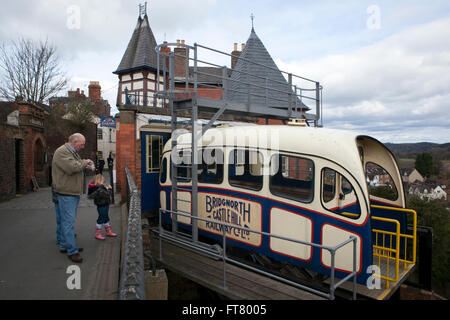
[329,250,336,300]
[159,209,163,261]
[352,236,357,300]
[222,227,227,289]
[288,73,293,117]
[169,52,178,235]
[222,66,228,101]
[191,43,199,244]
[315,81,320,127]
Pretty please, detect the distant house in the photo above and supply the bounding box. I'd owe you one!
[366,163,395,188]
[401,168,425,184]
[409,183,447,201]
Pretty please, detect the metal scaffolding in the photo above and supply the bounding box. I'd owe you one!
[153,41,323,245]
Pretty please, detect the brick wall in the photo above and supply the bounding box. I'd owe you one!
[0,124,25,201]
[88,82,101,102]
[174,87,223,100]
[135,138,142,192]
[0,126,17,201]
[116,110,137,199]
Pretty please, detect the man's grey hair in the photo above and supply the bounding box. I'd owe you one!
[68,133,84,143]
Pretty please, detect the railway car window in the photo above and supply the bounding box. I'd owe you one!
[228,149,263,191]
[270,154,314,203]
[160,157,167,183]
[365,162,398,201]
[198,148,223,184]
[322,168,336,202]
[321,168,361,219]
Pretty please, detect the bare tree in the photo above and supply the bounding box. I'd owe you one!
[0,37,67,103]
[66,100,96,130]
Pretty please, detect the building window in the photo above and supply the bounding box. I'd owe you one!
[228,149,263,191]
[97,128,103,140]
[270,154,314,203]
[146,135,164,173]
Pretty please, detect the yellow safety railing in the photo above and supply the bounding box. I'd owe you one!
[371,216,400,288]
[370,205,417,289]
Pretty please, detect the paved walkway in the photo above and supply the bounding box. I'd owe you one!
[0,176,122,300]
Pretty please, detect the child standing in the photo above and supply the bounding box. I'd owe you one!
[88,174,117,240]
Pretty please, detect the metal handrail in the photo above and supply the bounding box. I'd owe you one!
[370,204,417,264]
[153,41,321,124]
[371,216,401,289]
[158,208,358,300]
[168,53,319,105]
[118,166,146,300]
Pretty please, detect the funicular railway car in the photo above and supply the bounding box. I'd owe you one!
[158,124,417,299]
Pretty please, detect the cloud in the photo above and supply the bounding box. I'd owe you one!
[1,1,449,143]
[276,15,450,143]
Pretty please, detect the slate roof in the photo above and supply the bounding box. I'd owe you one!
[228,28,309,111]
[113,14,159,74]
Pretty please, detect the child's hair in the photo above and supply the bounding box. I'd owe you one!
[90,174,105,186]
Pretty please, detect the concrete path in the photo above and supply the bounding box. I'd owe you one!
[0,179,122,300]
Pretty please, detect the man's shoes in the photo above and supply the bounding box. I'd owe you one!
[60,248,83,253]
[68,253,83,263]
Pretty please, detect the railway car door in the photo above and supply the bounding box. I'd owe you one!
[319,165,368,279]
[141,131,169,213]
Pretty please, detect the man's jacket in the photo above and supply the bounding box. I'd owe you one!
[52,143,88,196]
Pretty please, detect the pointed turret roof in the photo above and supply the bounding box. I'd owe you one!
[228,28,309,111]
[113,14,159,74]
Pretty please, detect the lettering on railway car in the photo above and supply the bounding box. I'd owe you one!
[199,193,262,246]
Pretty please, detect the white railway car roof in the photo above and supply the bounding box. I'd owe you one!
[164,125,370,181]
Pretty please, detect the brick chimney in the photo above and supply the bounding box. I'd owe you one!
[231,43,242,70]
[174,39,187,78]
[88,81,101,102]
[160,41,171,73]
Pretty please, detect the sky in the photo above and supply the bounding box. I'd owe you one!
[0,0,449,144]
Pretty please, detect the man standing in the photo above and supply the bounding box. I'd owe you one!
[98,158,105,174]
[107,152,113,170]
[52,133,94,263]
